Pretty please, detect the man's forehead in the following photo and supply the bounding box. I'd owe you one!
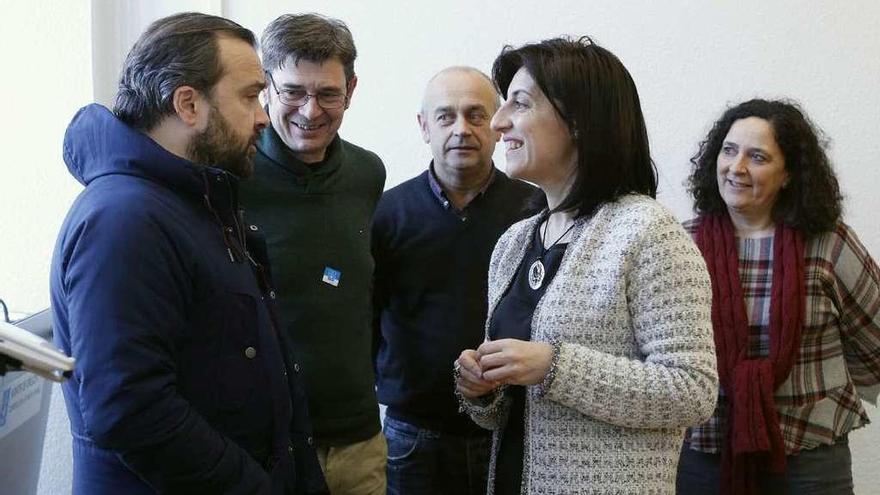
[270,56,347,85]
[424,81,496,112]
[426,94,491,111]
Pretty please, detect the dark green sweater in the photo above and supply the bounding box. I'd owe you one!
[240,126,385,446]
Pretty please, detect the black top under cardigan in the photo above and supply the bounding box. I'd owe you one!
[488,222,568,495]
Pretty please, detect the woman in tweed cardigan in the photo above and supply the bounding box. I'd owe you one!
[454,37,719,494]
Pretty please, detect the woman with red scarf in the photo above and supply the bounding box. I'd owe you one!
[677,98,880,495]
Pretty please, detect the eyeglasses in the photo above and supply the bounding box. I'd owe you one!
[266,72,348,110]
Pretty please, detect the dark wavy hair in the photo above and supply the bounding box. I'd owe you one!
[492,36,657,218]
[688,99,842,235]
[113,12,256,131]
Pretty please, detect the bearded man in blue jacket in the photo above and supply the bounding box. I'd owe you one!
[50,12,327,495]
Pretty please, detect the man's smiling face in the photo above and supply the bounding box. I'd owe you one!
[265,57,356,163]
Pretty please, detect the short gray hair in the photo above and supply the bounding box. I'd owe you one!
[261,13,357,84]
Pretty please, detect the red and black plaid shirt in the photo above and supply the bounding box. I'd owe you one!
[683,220,880,454]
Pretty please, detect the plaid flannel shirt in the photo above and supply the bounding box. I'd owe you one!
[683,219,880,454]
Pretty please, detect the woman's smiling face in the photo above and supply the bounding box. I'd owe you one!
[716,116,789,222]
[490,67,577,190]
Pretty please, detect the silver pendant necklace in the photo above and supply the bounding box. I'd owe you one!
[528,217,576,290]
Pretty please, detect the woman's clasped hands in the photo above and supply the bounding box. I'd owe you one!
[455,339,554,399]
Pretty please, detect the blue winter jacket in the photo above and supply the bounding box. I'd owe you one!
[50,105,328,494]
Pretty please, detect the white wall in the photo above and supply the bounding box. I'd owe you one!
[0,1,875,494]
[0,2,91,494]
[0,0,91,317]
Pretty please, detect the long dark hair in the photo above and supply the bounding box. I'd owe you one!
[689,99,842,235]
[492,36,657,218]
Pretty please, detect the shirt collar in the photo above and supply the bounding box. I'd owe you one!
[427,162,496,212]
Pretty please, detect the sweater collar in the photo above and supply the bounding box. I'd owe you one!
[256,123,344,180]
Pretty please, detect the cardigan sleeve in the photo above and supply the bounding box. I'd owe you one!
[830,223,880,404]
[542,208,719,429]
[457,385,509,430]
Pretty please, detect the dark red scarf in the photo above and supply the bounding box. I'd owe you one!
[695,214,805,495]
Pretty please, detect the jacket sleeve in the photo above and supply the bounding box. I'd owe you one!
[832,223,880,405]
[542,211,719,429]
[60,207,270,494]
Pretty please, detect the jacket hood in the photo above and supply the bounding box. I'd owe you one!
[62,104,208,197]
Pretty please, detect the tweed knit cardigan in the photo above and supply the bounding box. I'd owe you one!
[461,195,719,494]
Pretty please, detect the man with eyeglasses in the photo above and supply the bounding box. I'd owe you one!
[240,13,387,495]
